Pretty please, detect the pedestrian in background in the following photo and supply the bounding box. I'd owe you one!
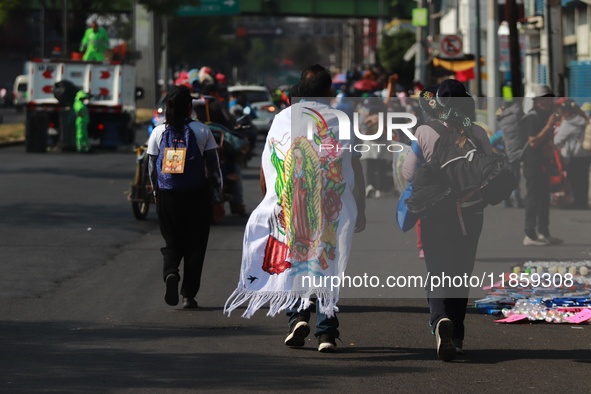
[198,83,236,129]
[147,86,223,309]
[496,99,525,208]
[359,98,390,198]
[554,98,591,209]
[196,85,248,217]
[403,80,492,361]
[73,90,90,153]
[519,85,563,246]
[79,21,110,61]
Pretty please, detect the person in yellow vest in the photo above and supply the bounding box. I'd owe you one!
[73,90,90,152]
[79,21,110,61]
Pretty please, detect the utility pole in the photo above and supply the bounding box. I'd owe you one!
[546,0,564,96]
[63,0,68,57]
[506,0,522,97]
[415,0,426,84]
[486,0,499,133]
[428,0,440,86]
[40,6,45,58]
[133,2,157,107]
[475,0,483,96]
[160,16,168,96]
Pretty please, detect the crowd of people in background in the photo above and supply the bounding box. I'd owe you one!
[162,59,591,250]
[331,64,591,214]
[495,92,591,217]
[164,61,591,228]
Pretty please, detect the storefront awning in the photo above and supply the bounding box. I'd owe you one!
[432,56,478,72]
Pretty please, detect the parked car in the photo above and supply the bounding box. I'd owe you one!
[227,85,278,133]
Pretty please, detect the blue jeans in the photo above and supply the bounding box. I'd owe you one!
[286,300,340,338]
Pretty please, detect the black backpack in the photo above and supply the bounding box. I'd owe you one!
[406,121,516,232]
[53,80,79,107]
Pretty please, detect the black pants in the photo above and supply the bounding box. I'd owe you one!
[505,159,523,206]
[522,151,550,238]
[421,209,483,341]
[156,188,211,299]
[566,156,591,209]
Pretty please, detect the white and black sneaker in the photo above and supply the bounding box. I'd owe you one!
[435,318,456,362]
[317,334,337,352]
[284,320,310,347]
[523,235,549,246]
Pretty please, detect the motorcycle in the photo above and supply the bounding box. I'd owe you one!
[128,145,154,220]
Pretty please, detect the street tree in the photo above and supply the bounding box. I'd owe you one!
[378,28,415,87]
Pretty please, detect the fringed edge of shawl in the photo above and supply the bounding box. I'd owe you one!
[224,289,339,319]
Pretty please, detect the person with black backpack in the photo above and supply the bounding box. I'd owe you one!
[402,80,513,361]
[147,85,223,309]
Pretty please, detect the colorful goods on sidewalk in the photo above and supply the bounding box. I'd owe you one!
[474,260,591,324]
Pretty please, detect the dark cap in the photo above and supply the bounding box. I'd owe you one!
[436,79,475,121]
[436,79,471,108]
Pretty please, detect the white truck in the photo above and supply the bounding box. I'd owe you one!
[12,74,28,112]
[24,59,143,152]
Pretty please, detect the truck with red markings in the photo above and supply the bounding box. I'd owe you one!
[23,59,143,152]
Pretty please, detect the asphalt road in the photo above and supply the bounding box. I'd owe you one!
[0,132,590,393]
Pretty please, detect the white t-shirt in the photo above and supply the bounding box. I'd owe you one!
[147,120,217,156]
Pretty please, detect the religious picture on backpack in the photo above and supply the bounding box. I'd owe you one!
[161,148,186,174]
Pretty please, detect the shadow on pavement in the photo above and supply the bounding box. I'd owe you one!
[0,320,427,391]
[452,348,591,364]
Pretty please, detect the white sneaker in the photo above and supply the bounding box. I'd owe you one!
[523,236,549,246]
[435,318,456,362]
[538,235,563,245]
[374,190,382,198]
[365,185,375,198]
